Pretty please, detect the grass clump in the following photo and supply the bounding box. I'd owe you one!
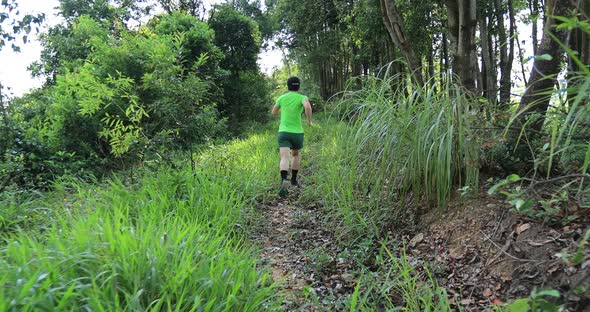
[0,129,280,311]
[339,69,481,209]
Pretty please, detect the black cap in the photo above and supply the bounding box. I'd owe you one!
[287,76,300,90]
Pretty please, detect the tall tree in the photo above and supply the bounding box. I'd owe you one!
[569,0,590,73]
[494,0,515,106]
[208,4,269,132]
[157,0,205,19]
[528,0,541,55]
[379,0,424,85]
[518,0,576,131]
[566,0,590,105]
[478,11,497,105]
[446,0,479,94]
[209,5,261,75]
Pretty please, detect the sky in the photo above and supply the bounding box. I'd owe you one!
[0,0,283,97]
[0,0,62,97]
[1,1,538,98]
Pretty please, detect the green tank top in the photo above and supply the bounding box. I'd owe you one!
[275,92,308,133]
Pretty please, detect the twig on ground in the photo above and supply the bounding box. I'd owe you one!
[480,230,551,263]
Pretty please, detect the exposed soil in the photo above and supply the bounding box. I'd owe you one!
[251,181,590,311]
[250,189,358,311]
[408,184,590,311]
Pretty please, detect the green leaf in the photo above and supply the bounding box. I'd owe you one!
[532,289,560,298]
[488,174,521,195]
[506,174,521,182]
[535,54,553,61]
[506,298,530,312]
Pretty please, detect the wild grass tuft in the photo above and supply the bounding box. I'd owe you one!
[0,130,280,311]
[337,68,480,209]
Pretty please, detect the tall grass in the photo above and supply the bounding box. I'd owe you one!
[0,130,279,311]
[337,67,480,208]
[508,75,590,181]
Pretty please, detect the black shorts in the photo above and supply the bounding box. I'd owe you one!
[278,132,304,150]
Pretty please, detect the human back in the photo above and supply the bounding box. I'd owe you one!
[276,92,307,133]
[271,76,313,197]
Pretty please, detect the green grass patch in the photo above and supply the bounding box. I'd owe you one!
[0,128,280,311]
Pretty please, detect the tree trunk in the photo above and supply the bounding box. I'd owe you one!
[0,82,8,127]
[528,0,540,56]
[379,0,424,85]
[567,0,590,104]
[518,0,576,131]
[479,15,497,105]
[495,0,514,106]
[569,0,590,71]
[446,0,478,94]
[428,43,435,85]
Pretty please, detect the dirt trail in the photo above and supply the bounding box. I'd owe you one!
[251,194,357,311]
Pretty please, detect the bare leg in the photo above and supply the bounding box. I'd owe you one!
[279,147,290,172]
[291,149,300,170]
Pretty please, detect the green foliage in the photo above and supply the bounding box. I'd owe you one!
[5,12,232,189]
[561,228,590,266]
[502,289,562,312]
[40,15,223,160]
[151,11,223,77]
[488,175,583,224]
[226,0,277,44]
[209,4,261,74]
[207,5,270,134]
[58,0,148,22]
[339,67,480,208]
[492,21,590,222]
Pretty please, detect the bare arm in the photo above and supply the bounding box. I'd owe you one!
[271,104,280,116]
[302,98,313,127]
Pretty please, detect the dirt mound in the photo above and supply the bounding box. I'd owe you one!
[411,188,590,311]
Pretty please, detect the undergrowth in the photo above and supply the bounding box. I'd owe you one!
[0,129,279,311]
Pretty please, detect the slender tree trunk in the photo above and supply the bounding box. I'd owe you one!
[507,0,516,95]
[447,0,478,94]
[442,32,449,76]
[479,15,497,105]
[428,43,435,85]
[495,0,514,106]
[379,0,424,85]
[519,0,576,131]
[569,0,590,71]
[352,45,362,78]
[0,82,8,127]
[515,25,530,87]
[567,0,590,104]
[529,0,540,55]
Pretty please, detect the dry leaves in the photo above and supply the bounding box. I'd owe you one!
[515,223,531,235]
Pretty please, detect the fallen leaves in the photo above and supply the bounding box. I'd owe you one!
[515,223,531,235]
[409,233,424,247]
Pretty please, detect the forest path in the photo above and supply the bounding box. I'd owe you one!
[250,192,357,311]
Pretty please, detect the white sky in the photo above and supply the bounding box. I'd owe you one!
[0,0,61,97]
[0,0,283,97]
